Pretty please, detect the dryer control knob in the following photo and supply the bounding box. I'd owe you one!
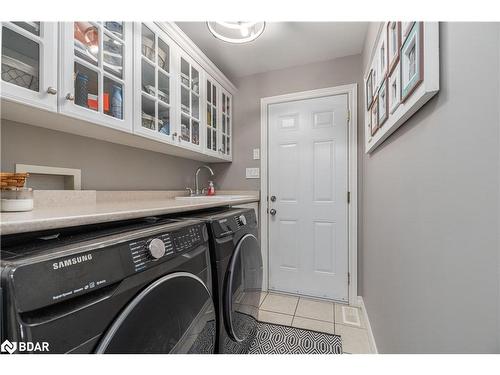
[239,215,247,226]
[147,238,166,260]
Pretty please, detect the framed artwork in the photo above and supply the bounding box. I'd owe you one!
[377,31,388,80]
[401,21,415,39]
[388,62,401,114]
[366,99,372,136]
[401,22,424,102]
[365,69,374,110]
[364,22,439,154]
[378,79,388,127]
[370,95,379,136]
[387,22,401,75]
[371,60,378,98]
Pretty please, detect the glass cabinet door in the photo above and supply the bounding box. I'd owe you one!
[178,54,201,148]
[135,23,173,140]
[60,22,132,132]
[205,76,219,155]
[220,90,232,158]
[1,22,57,111]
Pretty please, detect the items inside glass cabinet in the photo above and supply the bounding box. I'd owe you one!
[1,25,40,91]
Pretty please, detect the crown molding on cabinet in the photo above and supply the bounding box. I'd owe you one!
[156,22,238,94]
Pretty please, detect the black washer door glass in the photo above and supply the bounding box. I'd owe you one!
[225,234,263,343]
[97,273,215,354]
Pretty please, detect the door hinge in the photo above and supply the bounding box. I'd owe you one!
[348,272,351,285]
[347,191,351,204]
[347,109,351,123]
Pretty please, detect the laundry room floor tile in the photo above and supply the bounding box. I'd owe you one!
[291,316,335,334]
[335,324,372,354]
[260,293,299,315]
[295,298,335,322]
[335,304,365,328]
[258,310,294,326]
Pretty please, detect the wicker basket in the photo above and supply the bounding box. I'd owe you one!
[1,172,29,188]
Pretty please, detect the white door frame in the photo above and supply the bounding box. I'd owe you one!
[260,83,358,306]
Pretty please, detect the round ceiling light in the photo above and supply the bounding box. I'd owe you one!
[207,22,265,44]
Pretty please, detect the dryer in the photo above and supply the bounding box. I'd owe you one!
[0,217,216,354]
[178,208,263,354]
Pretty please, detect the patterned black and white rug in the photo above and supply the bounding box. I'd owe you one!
[248,321,342,354]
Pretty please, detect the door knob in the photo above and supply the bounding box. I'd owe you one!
[46,87,57,95]
[65,93,75,101]
[269,209,277,216]
[270,195,276,202]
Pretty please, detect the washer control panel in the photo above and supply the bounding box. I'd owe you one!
[128,223,205,273]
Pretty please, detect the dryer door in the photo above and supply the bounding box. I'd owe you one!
[224,233,263,343]
[96,272,215,353]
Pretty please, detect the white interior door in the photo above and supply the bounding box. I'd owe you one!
[268,94,349,302]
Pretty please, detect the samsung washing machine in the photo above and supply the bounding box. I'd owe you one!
[0,216,216,354]
[178,208,263,354]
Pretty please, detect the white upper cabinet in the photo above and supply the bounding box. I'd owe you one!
[220,88,232,159]
[1,22,236,162]
[1,22,58,112]
[177,52,202,151]
[204,74,220,157]
[59,22,133,132]
[133,22,176,143]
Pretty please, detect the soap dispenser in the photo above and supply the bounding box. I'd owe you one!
[207,181,215,196]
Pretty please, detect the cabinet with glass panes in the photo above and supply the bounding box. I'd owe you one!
[177,53,202,150]
[204,74,221,157]
[59,22,133,132]
[133,23,175,143]
[220,89,232,159]
[1,22,58,111]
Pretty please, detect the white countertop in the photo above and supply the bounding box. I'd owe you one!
[0,192,259,235]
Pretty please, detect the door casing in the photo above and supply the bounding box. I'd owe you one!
[260,84,358,306]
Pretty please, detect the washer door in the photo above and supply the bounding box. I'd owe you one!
[224,233,263,342]
[96,272,216,354]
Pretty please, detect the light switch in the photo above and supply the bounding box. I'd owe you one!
[246,168,260,179]
[253,148,260,160]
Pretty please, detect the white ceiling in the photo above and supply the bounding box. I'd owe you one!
[176,22,369,81]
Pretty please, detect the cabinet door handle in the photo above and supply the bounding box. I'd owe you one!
[46,87,57,95]
[65,93,75,101]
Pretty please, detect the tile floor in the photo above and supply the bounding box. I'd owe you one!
[257,291,374,354]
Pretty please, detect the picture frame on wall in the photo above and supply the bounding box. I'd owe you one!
[371,62,378,98]
[365,69,374,110]
[364,22,439,154]
[366,98,372,136]
[370,95,379,136]
[378,79,388,127]
[377,31,388,81]
[387,22,401,75]
[401,21,415,39]
[401,22,424,102]
[388,62,401,114]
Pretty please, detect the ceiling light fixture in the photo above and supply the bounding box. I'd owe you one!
[207,21,265,44]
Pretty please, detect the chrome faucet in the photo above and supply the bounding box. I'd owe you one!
[193,165,214,196]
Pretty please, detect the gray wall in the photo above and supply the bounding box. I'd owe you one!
[360,22,500,353]
[1,119,212,190]
[212,54,364,191]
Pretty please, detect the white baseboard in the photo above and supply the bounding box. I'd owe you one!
[357,296,378,354]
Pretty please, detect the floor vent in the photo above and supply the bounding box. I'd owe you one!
[341,306,361,327]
